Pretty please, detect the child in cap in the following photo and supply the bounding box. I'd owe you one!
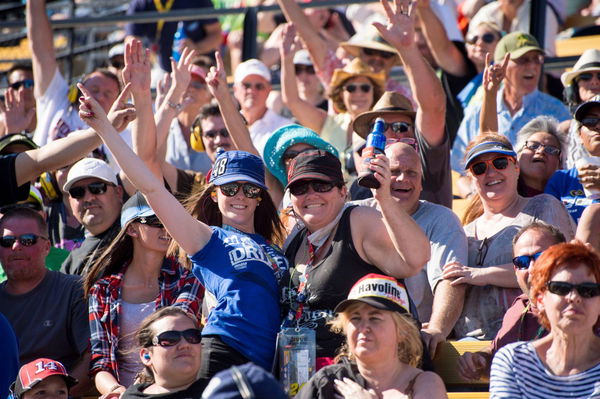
[10,358,77,399]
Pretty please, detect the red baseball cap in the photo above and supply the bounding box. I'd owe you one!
[10,359,77,399]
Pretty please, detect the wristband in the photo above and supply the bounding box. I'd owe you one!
[167,100,182,112]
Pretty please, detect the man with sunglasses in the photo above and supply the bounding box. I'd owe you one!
[457,222,565,381]
[60,158,123,276]
[0,207,91,395]
[0,64,36,136]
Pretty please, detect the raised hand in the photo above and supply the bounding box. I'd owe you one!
[155,73,172,110]
[279,23,300,59]
[483,52,509,92]
[122,39,151,96]
[334,378,379,399]
[205,50,229,99]
[0,88,36,134]
[369,153,394,203]
[170,47,196,95]
[80,82,132,133]
[441,260,483,286]
[372,0,416,50]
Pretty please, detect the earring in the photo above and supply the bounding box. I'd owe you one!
[144,353,150,360]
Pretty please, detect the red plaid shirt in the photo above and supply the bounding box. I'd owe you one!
[88,256,204,379]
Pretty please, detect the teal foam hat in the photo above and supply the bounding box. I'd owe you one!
[262,124,339,186]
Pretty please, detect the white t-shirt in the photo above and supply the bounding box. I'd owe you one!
[248,108,293,157]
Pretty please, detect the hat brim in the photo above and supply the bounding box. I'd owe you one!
[212,174,267,191]
[574,100,600,122]
[340,41,400,65]
[464,148,517,169]
[334,297,408,315]
[562,66,600,86]
[503,47,544,62]
[11,375,78,399]
[330,69,386,95]
[285,173,338,191]
[63,175,118,192]
[353,109,416,139]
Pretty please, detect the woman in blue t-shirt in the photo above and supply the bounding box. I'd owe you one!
[76,84,287,380]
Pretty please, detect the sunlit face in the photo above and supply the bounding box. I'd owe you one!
[465,25,500,69]
[23,376,68,399]
[67,178,123,235]
[579,107,600,156]
[183,74,211,113]
[345,303,399,363]
[0,217,50,281]
[504,51,543,96]
[233,75,271,113]
[576,70,600,102]
[8,69,35,110]
[290,180,347,232]
[381,114,415,140]
[385,143,422,213]
[200,116,233,162]
[517,131,561,186]
[341,76,375,115]
[82,72,120,113]
[359,48,397,74]
[537,264,600,334]
[512,229,559,297]
[469,152,520,201]
[295,64,322,100]
[214,181,260,232]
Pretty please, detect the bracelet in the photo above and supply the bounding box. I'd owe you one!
[167,100,182,112]
[109,384,123,393]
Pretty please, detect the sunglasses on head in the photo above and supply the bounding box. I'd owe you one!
[576,72,600,82]
[151,328,202,347]
[294,64,315,75]
[344,84,372,94]
[203,128,229,139]
[289,180,338,196]
[581,117,600,129]
[362,48,395,59]
[523,141,561,156]
[9,79,34,91]
[469,156,515,176]
[219,182,262,199]
[242,82,267,91]
[466,32,497,45]
[137,216,164,229]
[546,281,600,299]
[68,182,110,199]
[0,234,48,248]
[512,251,543,270]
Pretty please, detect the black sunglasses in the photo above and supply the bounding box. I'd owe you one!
[0,234,48,248]
[294,64,315,75]
[362,48,395,59]
[68,182,110,199]
[219,182,262,199]
[469,156,514,176]
[371,121,412,135]
[344,84,372,94]
[203,128,229,139]
[289,180,338,196]
[137,216,164,229]
[576,72,600,82]
[581,117,600,129]
[523,141,561,156]
[110,60,124,69]
[512,251,543,270]
[151,328,202,347]
[546,281,600,299]
[466,32,497,45]
[9,79,34,91]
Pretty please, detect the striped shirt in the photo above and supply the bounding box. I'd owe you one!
[491,342,600,398]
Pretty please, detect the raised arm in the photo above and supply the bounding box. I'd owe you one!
[279,23,326,133]
[479,53,508,135]
[78,84,213,255]
[576,203,600,252]
[374,0,446,146]
[27,0,59,97]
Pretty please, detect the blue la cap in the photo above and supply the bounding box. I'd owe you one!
[120,191,155,227]
[201,363,288,399]
[464,141,517,169]
[209,150,267,190]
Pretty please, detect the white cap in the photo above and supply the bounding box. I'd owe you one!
[234,59,271,84]
[293,49,313,66]
[63,158,118,192]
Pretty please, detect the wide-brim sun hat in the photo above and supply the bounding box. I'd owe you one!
[329,58,386,95]
[464,141,517,169]
[352,91,416,138]
[493,31,544,63]
[561,49,600,86]
[209,149,267,190]
[262,124,339,186]
[334,273,411,316]
[340,28,399,65]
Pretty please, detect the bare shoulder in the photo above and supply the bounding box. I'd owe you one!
[413,371,447,399]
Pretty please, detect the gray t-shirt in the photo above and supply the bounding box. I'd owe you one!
[455,194,575,340]
[0,270,89,370]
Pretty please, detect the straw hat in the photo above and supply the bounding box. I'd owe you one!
[352,91,416,138]
[330,58,386,93]
[561,49,600,86]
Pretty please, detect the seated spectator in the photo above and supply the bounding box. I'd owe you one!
[10,358,77,399]
[490,242,600,398]
[452,32,570,173]
[355,142,468,356]
[85,193,203,395]
[296,274,446,399]
[0,64,36,136]
[201,362,288,398]
[545,94,600,223]
[449,135,574,341]
[121,307,207,398]
[458,222,565,381]
[0,208,90,395]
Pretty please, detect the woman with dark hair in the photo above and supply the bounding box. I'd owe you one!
[77,83,288,380]
[85,193,204,397]
[490,242,600,398]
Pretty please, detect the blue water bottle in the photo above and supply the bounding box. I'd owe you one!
[172,22,186,62]
[357,117,386,188]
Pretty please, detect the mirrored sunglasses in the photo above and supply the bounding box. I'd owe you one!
[9,79,34,91]
[219,182,262,199]
[466,32,497,45]
[289,180,337,196]
[469,156,514,176]
[512,251,543,270]
[203,128,229,139]
[68,182,110,199]
[546,281,600,299]
[523,141,561,156]
[151,328,202,347]
[0,234,48,248]
[362,48,395,59]
[344,84,372,93]
[371,121,412,135]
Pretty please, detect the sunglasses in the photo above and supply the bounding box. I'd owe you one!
[581,117,600,129]
[9,79,34,91]
[289,180,338,196]
[110,59,124,69]
[344,84,372,94]
[294,64,315,75]
[466,32,497,45]
[469,156,515,176]
[137,216,164,229]
[68,182,110,199]
[219,182,262,199]
[511,53,544,66]
[203,128,229,139]
[362,48,395,59]
[151,328,202,347]
[546,281,600,299]
[523,141,561,156]
[371,121,412,135]
[512,251,543,270]
[576,72,600,82]
[385,137,419,152]
[0,234,48,248]
[242,82,267,91]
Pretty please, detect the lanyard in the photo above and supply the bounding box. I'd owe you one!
[152,0,176,40]
[518,302,546,341]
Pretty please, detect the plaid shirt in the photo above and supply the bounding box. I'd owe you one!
[88,257,204,379]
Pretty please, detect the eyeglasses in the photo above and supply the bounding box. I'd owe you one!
[137,216,164,229]
[344,84,372,94]
[581,117,600,129]
[203,128,229,139]
[9,79,34,91]
[469,156,515,176]
[385,137,419,152]
[219,182,262,199]
[68,182,110,199]
[371,121,413,135]
[362,48,395,59]
[0,234,48,248]
[242,82,267,91]
[294,65,315,75]
[511,53,544,66]
[189,80,207,90]
[475,237,489,267]
[466,32,497,45]
[289,180,338,196]
[151,328,202,347]
[576,72,600,82]
[523,141,561,156]
[512,251,543,270]
[546,281,600,299]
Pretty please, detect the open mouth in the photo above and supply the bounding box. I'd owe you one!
[231,204,247,210]
[486,179,503,187]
